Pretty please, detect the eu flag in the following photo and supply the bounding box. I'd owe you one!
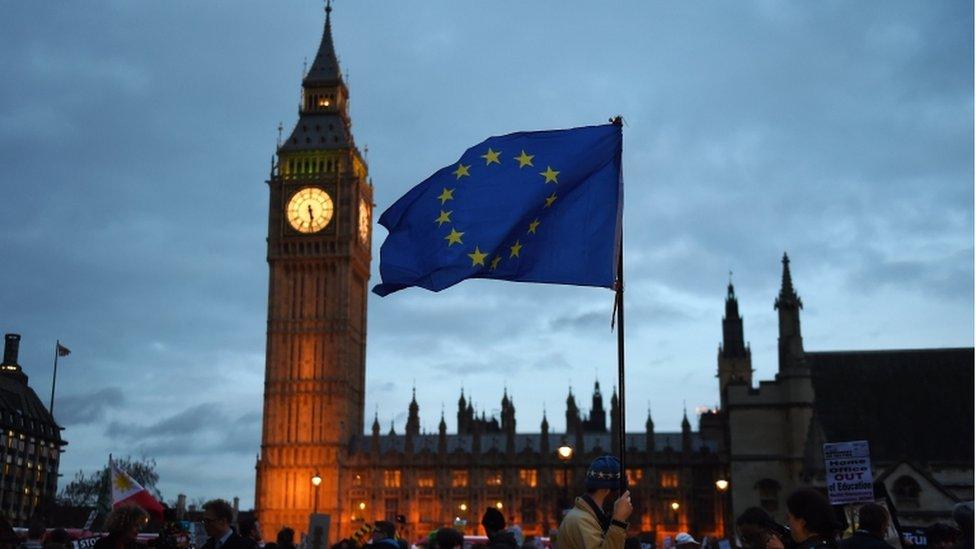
[372,123,622,297]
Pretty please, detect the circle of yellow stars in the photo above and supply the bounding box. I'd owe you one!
[434,146,560,272]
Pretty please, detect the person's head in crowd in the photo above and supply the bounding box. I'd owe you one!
[26,522,44,541]
[856,503,889,537]
[675,533,699,549]
[239,519,262,542]
[104,504,149,541]
[736,506,789,549]
[954,502,974,537]
[481,508,505,536]
[202,499,234,540]
[434,528,464,549]
[373,521,396,542]
[42,528,72,549]
[786,489,838,542]
[277,527,296,547]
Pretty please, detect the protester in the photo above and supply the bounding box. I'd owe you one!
[737,506,793,549]
[675,533,699,549]
[200,499,253,549]
[367,522,399,549]
[785,489,839,549]
[94,504,149,549]
[19,523,44,549]
[42,529,72,549]
[480,508,517,549]
[838,504,893,549]
[275,528,296,549]
[433,528,464,549]
[0,515,20,549]
[556,454,632,549]
[953,502,973,549]
[239,520,263,548]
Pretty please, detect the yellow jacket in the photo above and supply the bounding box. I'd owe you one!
[556,497,627,549]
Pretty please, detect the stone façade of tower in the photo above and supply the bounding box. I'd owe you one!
[717,279,752,403]
[255,4,372,540]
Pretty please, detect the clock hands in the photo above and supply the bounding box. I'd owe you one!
[307,204,314,223]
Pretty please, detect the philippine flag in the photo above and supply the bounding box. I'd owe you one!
[110,456,164,519]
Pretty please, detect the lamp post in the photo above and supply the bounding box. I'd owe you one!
[557,443,574,521]
[311,471,322,515]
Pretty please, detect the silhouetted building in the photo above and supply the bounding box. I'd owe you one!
[0,334,66,524]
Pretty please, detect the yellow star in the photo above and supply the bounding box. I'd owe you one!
[445,228,464,246]
[540,166,560,184]
[544,193,558,208]
[437,188,455,204]
[481,148,501,165]
[509,240,522,258]
[514,150,534,168]
[113,472,133,492]
[527,218,540,234]
[490,256,502,271]
[453,163,471,179]
[434,210,452,226]
[467,246,488,266]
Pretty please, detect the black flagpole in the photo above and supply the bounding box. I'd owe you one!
[611,115,626,491]
[50,340,59,417]
[616,235,626,490]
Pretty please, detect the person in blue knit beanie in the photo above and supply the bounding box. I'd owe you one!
[556,454,632,549]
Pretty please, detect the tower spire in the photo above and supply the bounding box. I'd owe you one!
[774,252,806,374]
[304,0,342,86]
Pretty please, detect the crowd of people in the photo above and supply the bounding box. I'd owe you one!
[4,456,973,549]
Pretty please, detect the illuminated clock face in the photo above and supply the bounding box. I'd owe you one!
[358,198,370,244]
[286,187,333,233]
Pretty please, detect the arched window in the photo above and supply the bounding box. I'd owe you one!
[892,476,921,509]
[755,478,781,512]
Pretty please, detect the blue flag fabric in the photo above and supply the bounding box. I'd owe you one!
[372,123,622,297]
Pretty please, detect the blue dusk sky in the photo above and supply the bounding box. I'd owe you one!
[0,2,971,508]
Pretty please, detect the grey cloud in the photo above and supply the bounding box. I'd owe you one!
[56,387,125,426]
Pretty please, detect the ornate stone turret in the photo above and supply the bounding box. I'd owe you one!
[370,412,380,454]
[718,276,754,402]
[406,387,420,437]
[540,409,550,455]
[610,387,620,454]
[645,408,655,454]
[438,410,447,454]
[585,380,607,432]
[565,387,580,434]
[774,253,806,375]
[457,388,468,434]
[681,408,692,455]
[501,388,516,454]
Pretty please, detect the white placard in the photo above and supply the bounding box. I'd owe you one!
[823,440,874,505]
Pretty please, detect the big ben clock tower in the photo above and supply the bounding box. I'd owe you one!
[255,4,371,539]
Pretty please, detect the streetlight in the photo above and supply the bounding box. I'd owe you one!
[670,501,680,511]
[495,501,504,510]
[311,471,322,514]
[715,479,729,492]
[557,443,574,519]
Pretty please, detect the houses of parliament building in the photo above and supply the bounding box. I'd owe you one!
[254,5,973,544]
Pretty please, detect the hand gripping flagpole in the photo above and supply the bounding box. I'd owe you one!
[610,115,627,491]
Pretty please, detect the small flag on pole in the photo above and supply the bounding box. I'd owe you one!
[372,123,622,296]
[56,343,71,357]
[110,456,163,519]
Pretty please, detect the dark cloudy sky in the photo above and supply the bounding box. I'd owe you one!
[0,1,971,509]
